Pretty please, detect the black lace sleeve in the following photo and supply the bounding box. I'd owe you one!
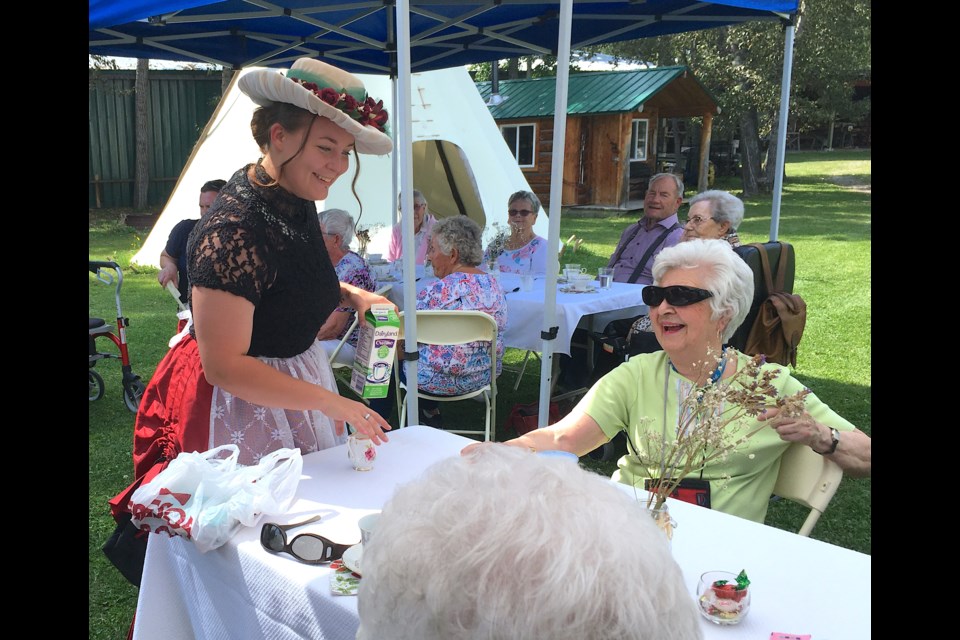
[187,199,273,306]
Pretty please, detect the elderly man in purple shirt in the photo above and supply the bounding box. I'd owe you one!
[555,173,685,392]
[607,173,685,284]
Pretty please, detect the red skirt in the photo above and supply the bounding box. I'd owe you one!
[109,335,212,520]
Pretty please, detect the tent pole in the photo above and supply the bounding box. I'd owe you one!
[769,21,796,242]
[537,0,574,427]
[396,0,419,425]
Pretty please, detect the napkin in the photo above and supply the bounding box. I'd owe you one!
[329,559,361,596]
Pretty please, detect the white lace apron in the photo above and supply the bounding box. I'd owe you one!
[208,340,347,465]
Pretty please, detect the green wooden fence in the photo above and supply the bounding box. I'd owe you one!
[89,69,223,209]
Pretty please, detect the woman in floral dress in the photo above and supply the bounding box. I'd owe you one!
[483,190,549,274]
[413,216,507,427]
[317,208,378,364]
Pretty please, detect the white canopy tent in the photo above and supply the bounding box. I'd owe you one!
[93,0,800,428]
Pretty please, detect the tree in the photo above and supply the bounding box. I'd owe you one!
[586,0,870,196]
[135,58,150,209]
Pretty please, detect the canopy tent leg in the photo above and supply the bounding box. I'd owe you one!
[769,20,796,243]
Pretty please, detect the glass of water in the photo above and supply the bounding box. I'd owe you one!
[598,267,614,289]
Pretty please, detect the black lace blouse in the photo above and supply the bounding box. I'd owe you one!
[186,163,341,358]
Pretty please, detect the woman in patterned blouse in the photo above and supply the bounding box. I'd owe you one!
[317,208,378,365]
[484,190,549,274]
[412,216,507,428]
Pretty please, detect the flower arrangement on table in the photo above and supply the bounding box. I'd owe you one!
[355,223,383,258]
[624,348,810,526]
[483,221,511,271]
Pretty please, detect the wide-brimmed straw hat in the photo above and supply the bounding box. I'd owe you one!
[239,58,393,156]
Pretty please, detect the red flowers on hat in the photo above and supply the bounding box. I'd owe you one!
[291,78,389,133]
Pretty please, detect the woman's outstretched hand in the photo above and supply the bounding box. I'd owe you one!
[325,394,392,445]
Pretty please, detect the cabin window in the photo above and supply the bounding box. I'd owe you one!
[629,119,649,161]
[501,123,536,168]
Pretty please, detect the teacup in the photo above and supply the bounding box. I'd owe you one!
[569,273,593,291]
[358,512,381,547]
[367,253,383,263]
[347,432,376,471]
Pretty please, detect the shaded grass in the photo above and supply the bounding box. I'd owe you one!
[89,150,870,639]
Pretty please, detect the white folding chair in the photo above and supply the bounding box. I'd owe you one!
[772,442,843,536]
[395,309,498,441]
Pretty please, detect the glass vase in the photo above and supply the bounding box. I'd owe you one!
[644,501,676,547]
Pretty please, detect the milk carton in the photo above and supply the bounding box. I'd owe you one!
[350,304,400,399]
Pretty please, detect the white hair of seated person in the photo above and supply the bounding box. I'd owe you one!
[356,445,703,640]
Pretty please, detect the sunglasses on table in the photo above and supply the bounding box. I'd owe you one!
[260,515,354,564]
[642,285,713,307]
[508,209,535,217]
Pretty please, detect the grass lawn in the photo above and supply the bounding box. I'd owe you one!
[89,150,870,639]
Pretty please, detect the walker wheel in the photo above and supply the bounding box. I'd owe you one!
[123,379,146,413]
[89,370,105,402]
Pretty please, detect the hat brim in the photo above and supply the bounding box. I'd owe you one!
[239,69,393,156]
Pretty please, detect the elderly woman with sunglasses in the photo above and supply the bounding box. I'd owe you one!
[464,239,871,523]
[483,190,549,274]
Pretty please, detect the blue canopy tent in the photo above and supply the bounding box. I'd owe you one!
[91,0,800,427]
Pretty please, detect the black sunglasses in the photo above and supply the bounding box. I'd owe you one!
[508,209,534,217]
[260,515,354,564]
[642,285,713,307]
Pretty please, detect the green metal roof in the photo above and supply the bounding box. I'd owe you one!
[476,66,708,119]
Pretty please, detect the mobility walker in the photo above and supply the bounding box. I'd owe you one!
[89,260,145,412]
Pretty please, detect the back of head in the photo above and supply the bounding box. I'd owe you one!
[653,238,754,341]
[201,179,227,194]
[357,445,702,640]
[432,215,484,266]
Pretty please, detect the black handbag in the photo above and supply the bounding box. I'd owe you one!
[102,511,148,588]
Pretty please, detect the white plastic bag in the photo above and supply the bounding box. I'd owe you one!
[128,445,303,553]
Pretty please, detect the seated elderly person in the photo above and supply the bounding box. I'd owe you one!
[680,189,744,247]
[625,188,747,345]
[407,215,507,428]
[357,445,702,640]
[482,189,549,274]
[316,208,378,365]
[465,239,871,524]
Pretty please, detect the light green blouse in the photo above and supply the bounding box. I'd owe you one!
[582,350,855,523]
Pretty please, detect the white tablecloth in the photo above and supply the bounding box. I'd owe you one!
[383,271,647,355]
[134,426,870,640]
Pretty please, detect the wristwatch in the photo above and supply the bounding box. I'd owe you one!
[816,427,840,455]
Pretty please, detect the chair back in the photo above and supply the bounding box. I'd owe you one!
[398,309,498,347]
[772,442,843,536]
[396,309,499,440]
[729,241,796,352]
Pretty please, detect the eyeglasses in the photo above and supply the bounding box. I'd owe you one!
[508,209,534,217]
[642,285,713,307]
[683,215,715,227]
[260,515,353,564]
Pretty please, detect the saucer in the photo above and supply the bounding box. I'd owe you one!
[368,260,388,266]
[559,285,597,294]
[342,543,363,575]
